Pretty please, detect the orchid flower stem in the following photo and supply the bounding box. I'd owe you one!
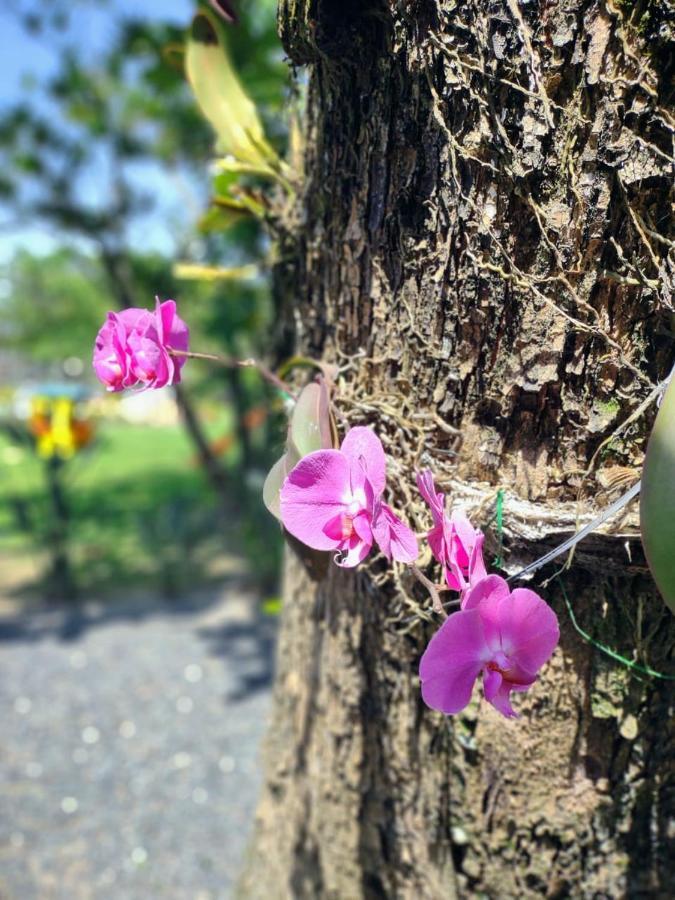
[169,349,295,398]
[411,564,448,619]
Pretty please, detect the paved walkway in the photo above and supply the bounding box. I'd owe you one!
[0,584,276,899]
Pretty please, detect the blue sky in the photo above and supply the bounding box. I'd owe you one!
[0,0,197,262]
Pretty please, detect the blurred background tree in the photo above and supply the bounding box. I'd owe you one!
[0,0,287,597]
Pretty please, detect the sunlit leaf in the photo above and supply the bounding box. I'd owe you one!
[215,157,275,178]
[640,377,675,613]
[197,203,250,233]
[173,262,259,282]
[262,596,282,616]
[185,9,277,171]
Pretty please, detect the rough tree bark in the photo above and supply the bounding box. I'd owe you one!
[242,1,674,897]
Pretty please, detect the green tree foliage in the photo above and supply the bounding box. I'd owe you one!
[0,249,110,362]
[0,0,289,402]
[0,0,289,590]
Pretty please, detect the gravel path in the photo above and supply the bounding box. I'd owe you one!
[0,584,276,900]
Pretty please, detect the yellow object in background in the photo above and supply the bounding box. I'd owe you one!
[28,395,94,460]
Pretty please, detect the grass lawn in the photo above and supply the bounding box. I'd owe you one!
[0,414,251,597]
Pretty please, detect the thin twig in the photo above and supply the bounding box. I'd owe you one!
[168,349,295,397]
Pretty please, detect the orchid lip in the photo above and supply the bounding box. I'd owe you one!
[340,514,355,539]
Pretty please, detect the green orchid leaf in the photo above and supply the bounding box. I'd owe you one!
[263,378,338,521]
[262,453,291,520]
[640,376,675,613]
[197,202,250,233]
[290,383,325,458]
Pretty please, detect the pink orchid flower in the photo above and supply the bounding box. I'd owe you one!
[280,426,419,567]
[419,575,559,718]
[416,469,487,595]
[93,299,189,392]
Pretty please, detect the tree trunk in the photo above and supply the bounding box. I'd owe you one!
[173,382,231,499]
[243,2,674,897]
[44,457,76,602]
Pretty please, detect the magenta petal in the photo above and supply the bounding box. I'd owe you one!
[421,662,480,715]
[280,450,351,551]
[323,512,347,542]
[444,565,465,593]
[468,531,487,585]
[482,667,503,703]
[117,307,155,334]
[416,469,445,523]
[372,503,418,563]
[340,427,387,497]
[503,660,538,689]
[462,575,512,647]
[483,671,520,718]
[420,610,488,679]
[462,574,510,612]
[155,296,169,343]
[500,588,560,673]
[450,510,477,550]
[334,542,371,568]
[152,348,173,389]
[419,609,488,714]
[128,333,162,383]
[93,316,128,390]
[443,519,467,591]
[159,298,190,356]
[427,523,446,567]
[334,513,373,567]
[351,510,373,544]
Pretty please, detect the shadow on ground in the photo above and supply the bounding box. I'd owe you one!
[0,580,278,899]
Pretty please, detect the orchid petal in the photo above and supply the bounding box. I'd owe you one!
[158,298,190,358]
[468,531,488,584]
[117,307,155,334]
[462,575,511,646]
[500,588,560,673]
[483,671,520,718]
[450,510,477,550]
[341,427,386,497]
[421,662,481,715]
[419,609,488,714]
[462,574,510,611]
[482,667,503,703]
[427,523,446,568]
[334,512,373,567]
[416,469,445,523]
[93,301,189,393]
[280,450,352,551]
[372,503,418,563]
